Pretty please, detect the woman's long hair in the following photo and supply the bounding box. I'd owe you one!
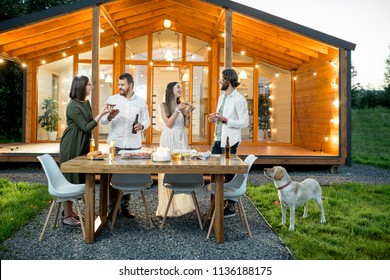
[69,75,89,101]
[162,81,182,117]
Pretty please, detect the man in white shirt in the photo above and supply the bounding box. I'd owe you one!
[101,73,150,219]
[208,68,249,218]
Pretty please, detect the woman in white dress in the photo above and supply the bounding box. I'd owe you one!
[156,82,195,217]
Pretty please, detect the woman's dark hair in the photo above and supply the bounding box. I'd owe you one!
[69,75,89,101]
[222,68,240,88]
[162,81,181,117]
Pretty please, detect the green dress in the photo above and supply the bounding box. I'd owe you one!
[60,99,97,184]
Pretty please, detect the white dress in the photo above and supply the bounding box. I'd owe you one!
[155,112,195,217]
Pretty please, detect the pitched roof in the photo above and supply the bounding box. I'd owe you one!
[0,0,356,69]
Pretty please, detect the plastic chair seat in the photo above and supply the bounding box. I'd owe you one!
[37,154,86,241]
[204,154,258,239]
[110,174,153,229]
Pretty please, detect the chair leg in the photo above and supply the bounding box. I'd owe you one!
[39,199,56,241]
[53,201,62,226]
[237,199,245,225]
[206,208,216,240]
[140,190,153,228]
[160,190,175,229]
[75,200,85,240]
[110,190,123,230]
[191,191,203,230]
[238,198,252,238]
[203,195,215,229]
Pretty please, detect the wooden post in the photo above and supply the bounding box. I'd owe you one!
[91,6,100,149]
[224,8,232,68]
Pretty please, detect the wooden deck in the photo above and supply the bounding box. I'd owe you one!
[0,142,344,167]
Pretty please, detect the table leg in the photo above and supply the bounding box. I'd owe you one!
[99,174,109,222]
[84,173,96,243]
[213,174,225,243]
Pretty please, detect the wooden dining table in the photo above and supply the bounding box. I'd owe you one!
[60,153,248,244]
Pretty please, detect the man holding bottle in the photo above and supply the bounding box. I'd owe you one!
[100,72,150,219]
[208,68,249,218]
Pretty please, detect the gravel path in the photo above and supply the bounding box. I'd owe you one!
[1,163,389,260]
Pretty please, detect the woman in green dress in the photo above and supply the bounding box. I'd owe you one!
[60,75,111,226]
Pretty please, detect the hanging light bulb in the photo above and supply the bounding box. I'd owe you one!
[163,19,172,29]
[182,72,189,82]
[239,69,247,80]
[105,74,113,83]
[275,72,279,78]
[164,49,173,61]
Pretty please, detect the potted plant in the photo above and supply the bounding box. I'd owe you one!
[38,97,61,140]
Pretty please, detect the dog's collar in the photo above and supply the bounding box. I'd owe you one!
[277,181,292,190]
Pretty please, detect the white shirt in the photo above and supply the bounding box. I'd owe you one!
[100,93,150,149]
[214,89,249,147]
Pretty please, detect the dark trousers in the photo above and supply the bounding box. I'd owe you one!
[211,141,239,207]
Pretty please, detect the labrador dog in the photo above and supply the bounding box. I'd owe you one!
[264,166,326,231]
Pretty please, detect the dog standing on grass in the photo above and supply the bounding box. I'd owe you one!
[264,166,326,231]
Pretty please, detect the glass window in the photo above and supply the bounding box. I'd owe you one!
[191,66,209,143]
[152,30,182,62]
[125,35,148,60]
[186,36,209,62]
[257,62,291,143]
[37,56,73,140]
[78,63,114,139]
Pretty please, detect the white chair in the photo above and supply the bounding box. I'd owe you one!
[110,174,154,229]
[37,154,85,241]
[205,154,258,239]
[160,174,205,230]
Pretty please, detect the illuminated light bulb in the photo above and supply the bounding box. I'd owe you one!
[207,46,211,51]
[325,136,329,141]
[41,59,46,64]
[21,63,27,68]
[163,19,172,29]
[333,99,339,107]
[114,42,118,47]
[191,54,195,59]
[62,51,67,57]
[131,53,135,59]
[149,60,153,66]
[255,64,259,68]
[313,69,317,76]
[293,75,297,80]
[240,50,245,55]
[269,107,273,111]
[78,39,83,45]
[0,57,4,63]
[275,72,279,77]
[170,61,174,67]
[330,118,334,123]
[221,33,225,37]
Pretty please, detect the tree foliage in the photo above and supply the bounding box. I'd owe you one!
[0,61,23,142]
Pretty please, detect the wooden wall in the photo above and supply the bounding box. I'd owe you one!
[293,48,340,155]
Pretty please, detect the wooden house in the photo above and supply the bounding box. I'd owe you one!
[0,0,356,167]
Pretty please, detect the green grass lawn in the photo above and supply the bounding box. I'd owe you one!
[0,178,52,242]
[247,183,390,259]
[352,107,390,169]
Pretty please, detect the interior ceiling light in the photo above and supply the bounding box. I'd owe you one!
[163,19,172,29]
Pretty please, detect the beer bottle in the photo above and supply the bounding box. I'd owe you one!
[225,136,231,158]
[132,114,139,134]
[89,134,95,153]
[110,139,116,160]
